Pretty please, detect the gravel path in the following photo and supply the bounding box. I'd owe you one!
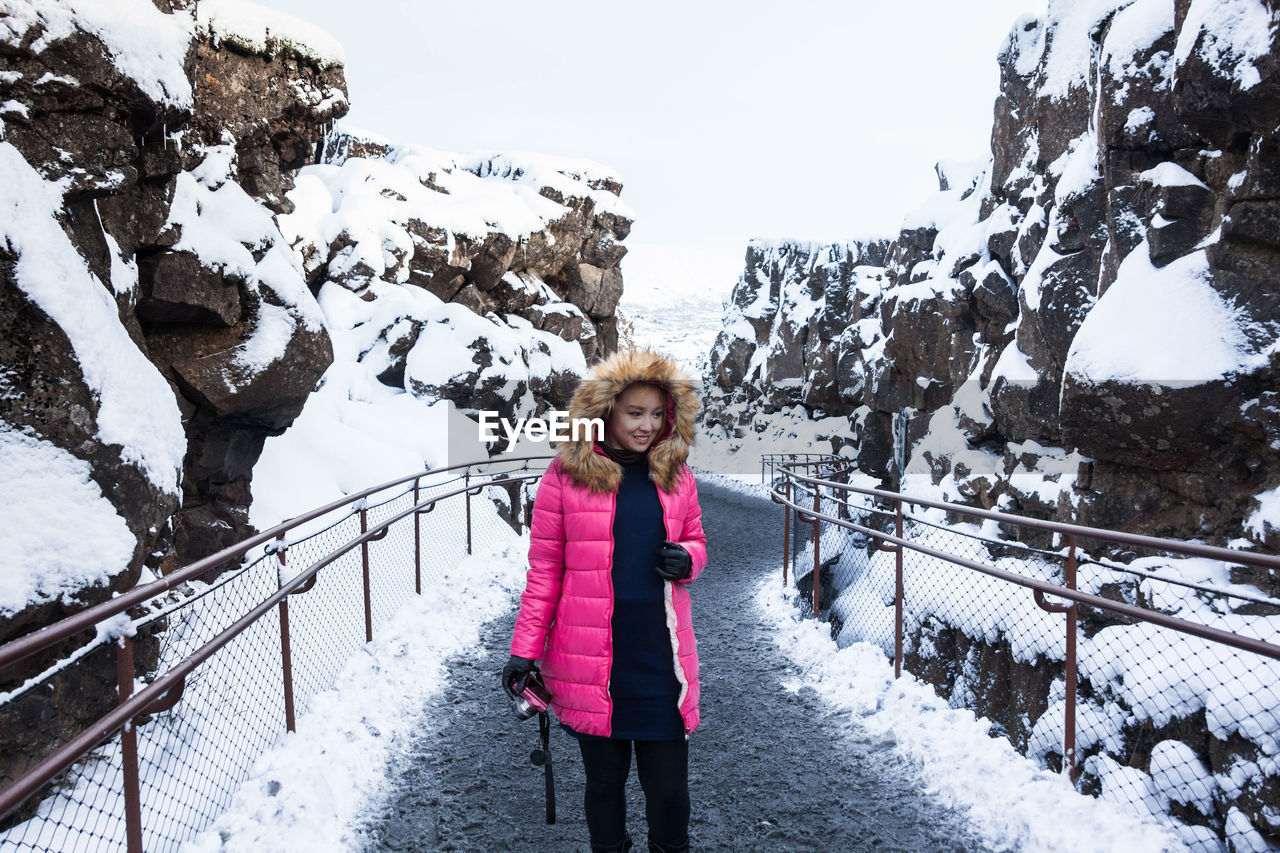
[364,481,983,852]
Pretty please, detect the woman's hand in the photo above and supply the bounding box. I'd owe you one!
[502,655,537,699]
[655,540,693,581]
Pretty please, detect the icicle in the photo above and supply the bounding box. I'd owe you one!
[162,122,167,150]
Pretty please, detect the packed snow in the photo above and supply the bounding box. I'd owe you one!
[784,481,1280,851]
[145,489,1198,853]
[1064,242,1261,384]
[185,540,529,851]
[0,0,194,107]
[196,0,346,69]
[0,142,186,496]
[0,427,136,616]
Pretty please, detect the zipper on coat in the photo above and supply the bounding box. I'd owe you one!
[657,488,691,729]
[603,491,616,737]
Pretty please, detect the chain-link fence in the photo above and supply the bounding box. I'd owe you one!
[773,459,1280,852]
[0,456,551,852]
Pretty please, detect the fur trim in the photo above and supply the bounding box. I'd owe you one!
[557,349,699,494]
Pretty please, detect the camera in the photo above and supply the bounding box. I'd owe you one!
[509,670,551,720]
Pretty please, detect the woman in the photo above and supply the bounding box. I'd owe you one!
[503,348,707,853]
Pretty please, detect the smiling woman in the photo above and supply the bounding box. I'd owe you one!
[504,348,707,852]
[604,383,667,455]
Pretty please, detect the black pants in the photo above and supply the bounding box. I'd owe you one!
[577,738,690,850]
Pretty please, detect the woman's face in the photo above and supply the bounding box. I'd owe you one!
[604,383,666,453]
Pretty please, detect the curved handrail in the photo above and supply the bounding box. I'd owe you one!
[777,465,1280,573]
[0,463,550,820]
[0,455,554,674]
[770,480,1280,662]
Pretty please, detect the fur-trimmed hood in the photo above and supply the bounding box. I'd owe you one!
[558,349,699,494]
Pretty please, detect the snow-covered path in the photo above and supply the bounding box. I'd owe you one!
[363,481,981,852]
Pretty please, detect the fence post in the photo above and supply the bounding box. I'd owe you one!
[1065,534,1078,784]
[276,534,297,733]
[360,509,373,643]
[116,636,143,853]
[894,499,904,679]
[782,478,791,586]
[465,471,473,555]
[413,478,422,595]
[812,486,821,620]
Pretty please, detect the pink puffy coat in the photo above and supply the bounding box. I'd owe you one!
[510,350,707,738]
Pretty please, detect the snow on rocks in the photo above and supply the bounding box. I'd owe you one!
[704,0,1280,553]
[1102,0,1177,105]
[252,127,632,527]
[195,0,346,70]
[1174,0,1277,91]
[285,126,628,367]
[0,142,187,497]
[164,141,329,385]
[0,427,137,616]
[0,0,194,108]
[1063,243,1257,385]
[1151,740,1218,816]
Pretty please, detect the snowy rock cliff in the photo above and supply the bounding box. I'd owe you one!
[0,0,346,794]
[240,129,634,527]
[0,0,630,627]
[709,0,1280,557]
[0,0,631,793]
[293,127,629,411]
[0,0,345,627]
[707,3,1280,845]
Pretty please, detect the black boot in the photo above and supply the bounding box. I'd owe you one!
[591,832,633,852]
[648,839,689,853]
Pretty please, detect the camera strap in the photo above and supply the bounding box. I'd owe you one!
[538,711,556,824]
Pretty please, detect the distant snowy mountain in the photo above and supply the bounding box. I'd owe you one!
[617,242,741,375]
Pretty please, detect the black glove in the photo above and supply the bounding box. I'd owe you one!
[501,655,537,699]
[655,540,692,581]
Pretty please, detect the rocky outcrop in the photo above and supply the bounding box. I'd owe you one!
[0,0,344,797]
[284,130,632,426]
[1,1,346,591]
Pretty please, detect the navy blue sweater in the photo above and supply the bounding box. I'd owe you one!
[568,455,684,741]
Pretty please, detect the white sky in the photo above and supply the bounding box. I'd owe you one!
[258,0,1045,258]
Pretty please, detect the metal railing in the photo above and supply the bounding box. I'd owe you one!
[770,455,1280,851]
[0,455,552,852]
[760,452,851,488]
